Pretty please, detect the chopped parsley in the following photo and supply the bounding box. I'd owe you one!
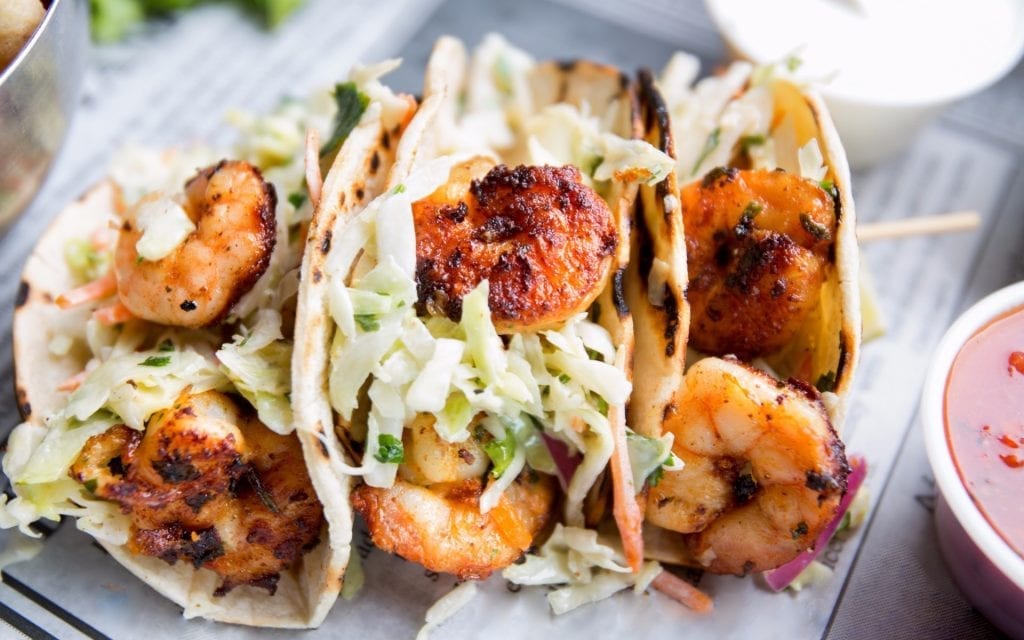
[82,478,98,494]
[320,83,370,164]
[354,314,380,332]
[815,370,837,393]
[800,213,832,241]
[647,465,665,487]
[391,183,407,195]
[785,55,803,72]
[288,192,307,209]
[735,200,763,237]
[692,127,721,174]
[247,468,280,514]
[140,355,171,367]
[483,428,517,478]
[158,339,175,352]
[740,134,767,152]
[558,373,571,384]
[374,434,405,464]
[792,521,809,539]
[819,179,834,193]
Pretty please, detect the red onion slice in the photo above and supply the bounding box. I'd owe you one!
[763,455,868,592]
[541,433,581,491]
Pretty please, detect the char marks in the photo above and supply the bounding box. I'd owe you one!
[414,162,617,332]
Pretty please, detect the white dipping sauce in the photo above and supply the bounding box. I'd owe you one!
[709,0,1024,104]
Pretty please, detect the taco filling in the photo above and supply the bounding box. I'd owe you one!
[306,35,677,582]
[0,65,408,617]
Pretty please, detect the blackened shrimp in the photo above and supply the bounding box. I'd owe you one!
[414,160,617,333]
[645,357,848,575]
[683,168,836,359]
[114,160,276,328]
[69,391,323,594]
[351,415,556,580]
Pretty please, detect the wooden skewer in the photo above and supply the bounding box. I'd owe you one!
[858,211,981,242]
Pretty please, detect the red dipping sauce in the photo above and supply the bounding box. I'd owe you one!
[945,305,1024,559]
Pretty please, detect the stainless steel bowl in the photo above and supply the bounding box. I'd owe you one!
[0,0,89,229]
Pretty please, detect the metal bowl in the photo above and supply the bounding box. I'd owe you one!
[0,0,89,230]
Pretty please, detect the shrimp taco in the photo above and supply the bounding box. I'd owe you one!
[292,34,681,586]
[0,64,414,627]
[628,55,862,579]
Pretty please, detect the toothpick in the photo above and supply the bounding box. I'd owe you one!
[858,211,981,242]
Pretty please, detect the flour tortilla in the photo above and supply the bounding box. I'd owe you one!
[11,173,352,626]
[634,70,861,565]
[297,34,650,536]
[631,73,861,437]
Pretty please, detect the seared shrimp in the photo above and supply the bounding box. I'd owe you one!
[70,391,323,594]
[352,415,556,579]
[683,168,836,359]
[414,160,617,333]
[114,160,276,328]
[646,357,848,575]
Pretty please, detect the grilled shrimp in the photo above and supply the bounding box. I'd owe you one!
[70,391,323,594]
[683,168,836,359]
[414,160,617,333]
[645,357,848,575]
[114,160,277,328]
[351,415,557,580]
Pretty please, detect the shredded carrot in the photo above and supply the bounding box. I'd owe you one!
[490,497,532,551]
[652,571,714,614]
[93,301,134,325]
[569,415,587,434]
[55,271,117,309]
[89,227,113,251]
[57,370,88,392]
[609,399,644,572]
[305,128,323,211]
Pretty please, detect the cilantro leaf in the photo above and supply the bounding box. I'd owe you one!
[483,428,517,478]
[354,314,380,332]
[692,127,721,174]
[320,83,370,166]
[374,434,405,464]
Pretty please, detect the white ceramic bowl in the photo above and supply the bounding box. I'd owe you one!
[921,281,1024,638]
[704,0,1024,169]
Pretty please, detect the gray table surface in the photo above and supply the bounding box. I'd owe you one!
[1,0,1022,638]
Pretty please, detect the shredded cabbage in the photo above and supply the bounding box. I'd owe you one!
[217,309,294,435]
[524,104,673,188]
[503,524,663,615]
[134,195,196,262]
[786,560,833,592]
[64,238,111,284]
[1,72,351,545]
[625,430,682,490]
[416,581,478,640]
[322,159,631,520]
[798,139,828,182]
[660,54,833,185]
